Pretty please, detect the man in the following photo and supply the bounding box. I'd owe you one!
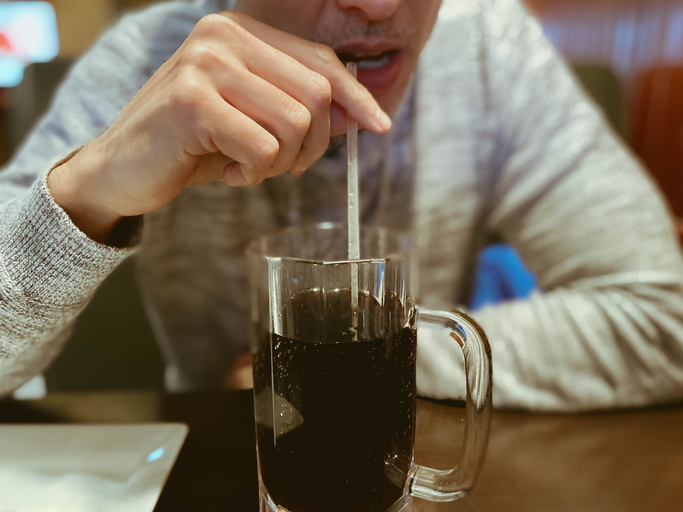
[1,0,682,410]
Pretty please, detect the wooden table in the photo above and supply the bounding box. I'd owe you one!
[1,391,681,511]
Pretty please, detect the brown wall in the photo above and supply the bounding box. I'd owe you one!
[45,0,169,57]
[47,0,117,58]
[525,0,683,230]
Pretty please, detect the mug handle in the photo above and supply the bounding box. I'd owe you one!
[406,307,493,502]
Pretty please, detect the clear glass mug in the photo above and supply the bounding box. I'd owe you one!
[247,224,492,512]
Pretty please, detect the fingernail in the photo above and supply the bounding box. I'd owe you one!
[376,108,392,131]
[224,162,250,187]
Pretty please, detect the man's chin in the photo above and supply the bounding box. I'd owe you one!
[373,73,414,120]
[374,97,403,124]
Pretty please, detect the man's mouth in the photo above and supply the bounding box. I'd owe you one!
[336,50,398,70]
[335,48,403,91]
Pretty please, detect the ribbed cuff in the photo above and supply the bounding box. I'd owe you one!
[1,175,140,307]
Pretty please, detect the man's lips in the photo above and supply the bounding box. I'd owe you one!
[335,41,404,92]
[334,40,402,56]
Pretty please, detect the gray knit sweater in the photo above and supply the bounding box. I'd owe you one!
[1,0,683,410]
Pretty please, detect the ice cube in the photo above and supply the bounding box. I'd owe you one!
[254,386,304,437]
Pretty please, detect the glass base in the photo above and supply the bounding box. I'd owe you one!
[259,488,413,512]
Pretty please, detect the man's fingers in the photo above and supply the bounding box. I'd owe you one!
[223,161,250,187]
[187,152,234,187]
[184,12,394,189]
[302,43,392,133]
[244,49,332,173]
[214,69,311,177]
[330,103,348,137]
[220,11,392,134]
[204,93,279,185]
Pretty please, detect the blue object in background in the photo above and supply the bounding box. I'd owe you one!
[0,1,59,87]
[0,56,24,87]
[469,244,538,311]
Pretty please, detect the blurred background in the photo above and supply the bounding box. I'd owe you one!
[1,0,682,393]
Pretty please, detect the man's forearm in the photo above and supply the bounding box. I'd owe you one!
[0,176,135,395]
[47,145,122,244]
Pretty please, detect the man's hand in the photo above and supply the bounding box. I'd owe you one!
[47,12,392,243]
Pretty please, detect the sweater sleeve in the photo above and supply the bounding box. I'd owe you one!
[470,0,683,410]
[0,176,136,396]
[0,14,153,396]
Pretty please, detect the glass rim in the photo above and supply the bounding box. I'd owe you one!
[246,222,412,264]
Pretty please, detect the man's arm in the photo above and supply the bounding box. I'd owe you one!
[408,0,683,411]
[0,3,391,396]
[470,0,683,411]
[0,10,155,396]
[47,11,391,243]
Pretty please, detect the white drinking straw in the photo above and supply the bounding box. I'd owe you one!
[346,62,360,340]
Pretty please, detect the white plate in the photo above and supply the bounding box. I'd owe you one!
[0,423,188,512]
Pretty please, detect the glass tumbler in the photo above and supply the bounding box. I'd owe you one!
[247,224,492,512]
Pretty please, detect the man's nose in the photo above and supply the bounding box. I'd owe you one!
[335,0,401,21]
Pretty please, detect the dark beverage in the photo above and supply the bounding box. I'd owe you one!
[253,289,417,512]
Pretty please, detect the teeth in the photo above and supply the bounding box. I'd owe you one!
[353,52,383,58]
[357,53,391,70]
